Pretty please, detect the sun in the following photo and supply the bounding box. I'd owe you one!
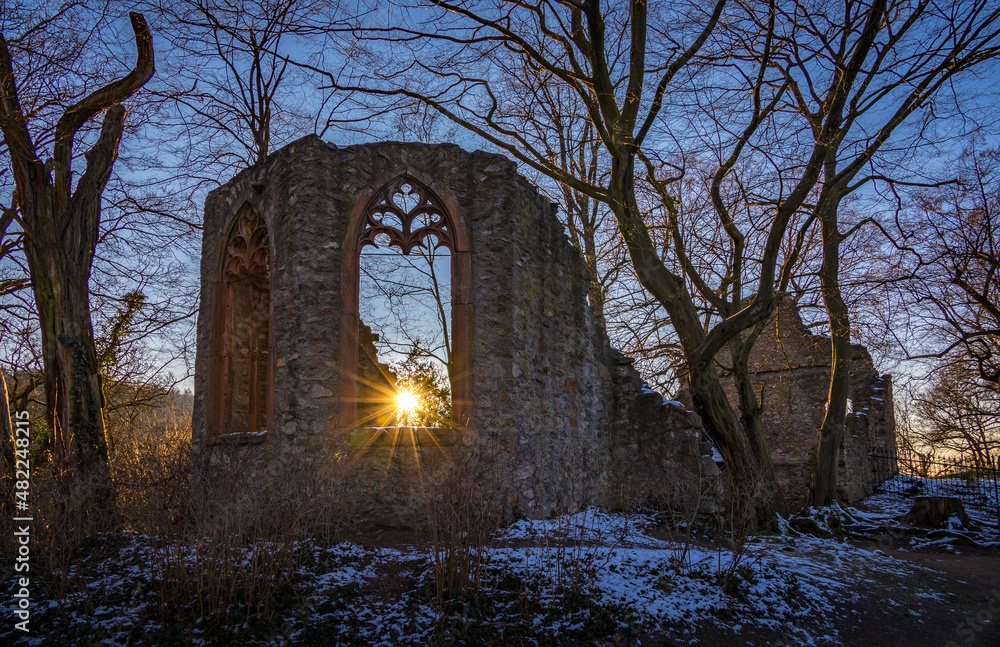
[396,389,420,415]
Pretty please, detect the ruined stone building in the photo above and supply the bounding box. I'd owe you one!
[191,136,712,522]
[718,299,897,511]
[191,136,895,522]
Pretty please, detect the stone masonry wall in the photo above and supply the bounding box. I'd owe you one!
[607,353,722,514]
[192,136,715,523]
[718,299,897,511]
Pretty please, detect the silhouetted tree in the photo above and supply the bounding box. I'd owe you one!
[0,12,154,497]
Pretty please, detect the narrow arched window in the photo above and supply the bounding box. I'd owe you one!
[342,175,472,430]
[216,208,271,435]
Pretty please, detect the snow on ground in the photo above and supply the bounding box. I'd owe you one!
[866,473,999,525]
[796,473,1000,550]
[3,477,995,646]
[492,508,939,644]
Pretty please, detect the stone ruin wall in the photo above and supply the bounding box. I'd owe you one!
[608,354,721,514]
[719,300,897,511]
[356,324,395,428]
[192,136,715,525]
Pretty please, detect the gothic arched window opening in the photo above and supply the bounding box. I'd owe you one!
[357,178,454,428]
[214,207,272,436]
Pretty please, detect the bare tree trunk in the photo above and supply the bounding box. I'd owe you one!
[688,356,788,519]
[609,156,789,519]
[564,191,608,327]
[728,334,787,518]
[27,234,109,480]
[0,15,154,505]
[810,202,851,506]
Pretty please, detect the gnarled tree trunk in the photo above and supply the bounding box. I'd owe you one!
[609,156,789,521]
[810,214,851,505]
[0,15,154,504]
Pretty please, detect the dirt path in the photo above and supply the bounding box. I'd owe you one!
[887,548,1000,589]
[633,546,1000,647]
[831,552,999,647]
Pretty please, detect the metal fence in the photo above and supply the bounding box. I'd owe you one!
[869,450,1000,510]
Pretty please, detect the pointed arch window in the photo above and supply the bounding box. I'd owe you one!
[359,178,456,254]
[341,175,472,432]
[212,207,272,437]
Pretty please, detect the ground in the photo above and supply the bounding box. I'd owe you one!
[660,542,1000,647]
[2,476,998,646]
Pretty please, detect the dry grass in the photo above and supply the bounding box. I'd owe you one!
[1,393,774,645]
[423,434,513,604]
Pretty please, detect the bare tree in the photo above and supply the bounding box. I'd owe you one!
[880,144,1000,469]
[304,0,803,517]
[756,0,1000,504]
[0,9,154,497]
[491,59,626,326]
[142,0,332,188]
[899,145,1000,383]
[914,362,999,468]
[0,201,26,298]
[673,0,1000,506]
[215,0,1000,518]
[360,244,453,374]
[0,4,202,460]
[0,369,15,518]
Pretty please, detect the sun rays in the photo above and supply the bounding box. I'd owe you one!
[396,389,420,420]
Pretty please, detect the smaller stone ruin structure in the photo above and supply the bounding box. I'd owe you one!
[718,299,897,511]
[191,136,718,525]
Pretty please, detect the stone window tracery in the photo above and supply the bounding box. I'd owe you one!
[359,178,455,254]
[342,174,472,431]
[225,211,270,278]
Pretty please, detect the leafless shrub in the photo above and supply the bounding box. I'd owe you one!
[423,434,513,604]
[610,453,724,571]
[715,464,774,585]
[9,467,123,599]
[147,503,300,632]
[109,401,192,535]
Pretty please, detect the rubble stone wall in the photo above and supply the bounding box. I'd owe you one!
[719,300,897,511]
[608,354,722,514]
[192,136,715,523]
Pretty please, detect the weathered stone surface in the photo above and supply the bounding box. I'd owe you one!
[607,352,721,514]
[192,136,714,522]
[717,297,897,511]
